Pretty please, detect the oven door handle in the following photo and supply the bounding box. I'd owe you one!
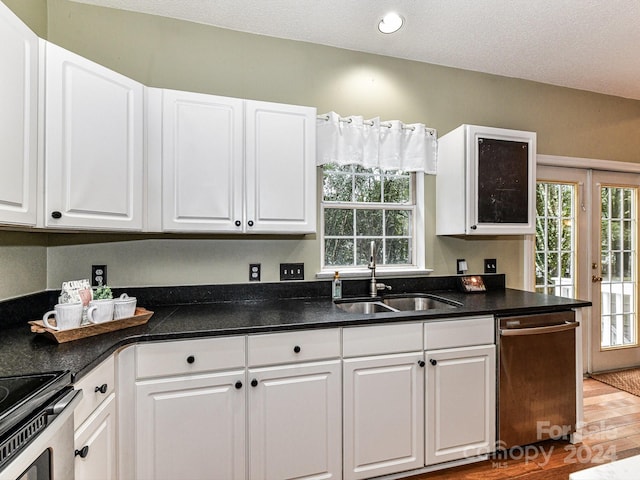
[499,321,579,336]
[47,388,83,416]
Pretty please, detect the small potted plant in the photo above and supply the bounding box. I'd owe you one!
[93,285,113,300]
[88,285,115,323]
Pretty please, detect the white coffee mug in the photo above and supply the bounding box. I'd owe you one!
[113,293,137,320]
[88,299,115,324]
[42,302,86,331]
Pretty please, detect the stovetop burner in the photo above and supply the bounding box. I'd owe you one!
[0,371,71,440]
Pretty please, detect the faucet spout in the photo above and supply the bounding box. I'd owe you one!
[368,241,377,297]
[368,240,376,270]
[367,241,391,297]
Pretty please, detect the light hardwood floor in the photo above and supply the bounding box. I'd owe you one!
[406,378,640,479]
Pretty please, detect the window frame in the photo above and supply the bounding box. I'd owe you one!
[318,165,427,278]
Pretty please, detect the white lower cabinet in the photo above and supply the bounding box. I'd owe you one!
[343,352,425,480]
[136,369,246,480]
[120,319,497,480]
[248,360,342,480]
[74,394,117,480]
[425,345,496,465]
[423,316,496,466]
[73,355,117,480]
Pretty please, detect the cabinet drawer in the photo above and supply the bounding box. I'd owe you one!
[248,329,340,366]
[343,322,423,357]
[73,355,115,428]
[424,315,494,350]
[136,336,245,379]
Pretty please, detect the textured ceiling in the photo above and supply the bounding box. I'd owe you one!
[71,0,640,100]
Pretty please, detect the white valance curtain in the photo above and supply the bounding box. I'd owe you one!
[316,111,437,174]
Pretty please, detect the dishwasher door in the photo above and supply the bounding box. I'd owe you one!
[498,310,578,449]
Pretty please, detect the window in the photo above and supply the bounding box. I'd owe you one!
[321,164,424,272]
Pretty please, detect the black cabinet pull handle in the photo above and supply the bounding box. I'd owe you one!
[235,220,241,227]
[187,355,195,364]
[430,359,437,366]
[94,384,108,394]
[235,381,243,389]
[293,345,301,353]
[418,360,425,367]
[75,446,89,458]
[251,379,258,387]
[51,211,62,219]
[247,220,254,227]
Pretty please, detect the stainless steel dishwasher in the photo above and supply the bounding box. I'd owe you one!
[497,310,578,449]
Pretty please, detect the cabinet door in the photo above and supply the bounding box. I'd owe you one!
[343,353,424,480]
[160,89,244,232]
[74,394,117,480]
[248,360,341,480]
[0,3,38,226]
[425,345,496,465]
[136,370,246,480]
[45,41,144,230]
[245,100,317,234]
[466,125,536,235]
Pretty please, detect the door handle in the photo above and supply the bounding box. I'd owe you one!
[592,275,603,283]
[500,321,579,336]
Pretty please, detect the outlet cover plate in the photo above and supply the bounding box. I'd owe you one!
[280,263,304,281]
[484,258,497,274]
[91,264,107,287]
[249,263,261,282]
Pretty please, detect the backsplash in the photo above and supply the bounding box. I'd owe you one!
[0,274,506,328]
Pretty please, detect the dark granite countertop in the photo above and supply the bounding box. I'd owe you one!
[0,280,590,382]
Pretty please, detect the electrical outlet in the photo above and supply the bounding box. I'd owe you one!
[484,258,497,274]
[91,264,107,287]
[249,263,261,282]
[280,263,304,281]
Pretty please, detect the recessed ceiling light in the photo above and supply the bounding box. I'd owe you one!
[378,12,404,34]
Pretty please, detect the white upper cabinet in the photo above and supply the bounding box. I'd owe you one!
[148,89,316,234]
[149,88,244,232]
[245,100,316,234]
[44,41,144,230]
[0,3,39,226]
[436,125,536,235]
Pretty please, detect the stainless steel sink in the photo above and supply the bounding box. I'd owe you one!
[335,294,460,314]
[382,294,460,311]
[335,301,395,314]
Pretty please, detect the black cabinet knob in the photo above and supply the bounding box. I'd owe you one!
[235,220,241,227]
[247,220,254,227]
[251,378,258,387]
[186,355,195,364]
[430,358,437,366]
[75,446,89,458]
[293,345,301,353]
[51,211,62,219]
[235,381,243,389]
[418,360,425,367]
[94,383,108,394]
[470,225,477,230]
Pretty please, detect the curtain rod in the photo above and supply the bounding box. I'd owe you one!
[317,114,436,136]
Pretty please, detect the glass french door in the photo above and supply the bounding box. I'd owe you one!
[591,171,640,372]
[535,166,589,370]
[535,166,640,373]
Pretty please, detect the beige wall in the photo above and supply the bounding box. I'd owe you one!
[2,0,640,298]
[2,0,47,37]
[0,231,47,299]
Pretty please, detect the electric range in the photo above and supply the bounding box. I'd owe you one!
[0,371,72,470]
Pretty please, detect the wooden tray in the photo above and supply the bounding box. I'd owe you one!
[29,307,153,343]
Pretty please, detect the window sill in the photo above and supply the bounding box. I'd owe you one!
[316,268,433,280]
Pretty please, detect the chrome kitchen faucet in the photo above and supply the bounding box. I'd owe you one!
[368,241,391,297]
